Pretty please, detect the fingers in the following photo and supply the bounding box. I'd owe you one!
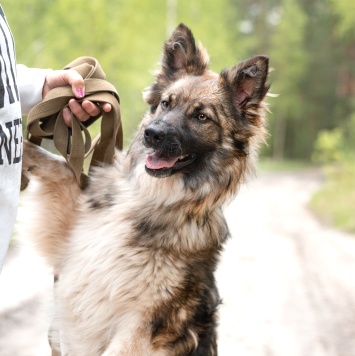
[63,107,72,127]
[68,100,112,121]
[62,69,85,99]
[63,100,92,127]
[100,103,112,113]
[65,99,95,124]
[62,100,112,127]
[43,69,85,99]
[80,100,101,117]
[62,72,113,113]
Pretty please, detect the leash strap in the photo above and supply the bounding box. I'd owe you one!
[26,56,123,188]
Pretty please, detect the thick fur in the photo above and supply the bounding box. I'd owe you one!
[21,24,269,355]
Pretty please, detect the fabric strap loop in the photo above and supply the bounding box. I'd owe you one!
[26,56,122,188]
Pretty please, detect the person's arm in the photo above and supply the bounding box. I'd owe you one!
[16,64,51,115]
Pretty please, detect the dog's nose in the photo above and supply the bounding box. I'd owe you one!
[144,126,166,147]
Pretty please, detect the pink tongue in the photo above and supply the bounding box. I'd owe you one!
[146,152,179,169]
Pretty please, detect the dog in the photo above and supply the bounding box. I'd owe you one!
[21,23,270,355]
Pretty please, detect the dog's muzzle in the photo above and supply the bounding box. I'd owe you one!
[143,120,196,177]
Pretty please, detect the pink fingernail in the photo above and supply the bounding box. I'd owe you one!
[76,88,84,98]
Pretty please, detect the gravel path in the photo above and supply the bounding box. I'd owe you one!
[1,169,355,356]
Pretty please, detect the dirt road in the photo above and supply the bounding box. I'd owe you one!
[1,169,355,356]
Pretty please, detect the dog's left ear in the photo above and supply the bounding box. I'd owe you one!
[144,24,210,109]
[161,23,209,77]
[221,55,269,111]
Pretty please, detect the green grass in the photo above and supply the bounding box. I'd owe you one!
[310,164,355,233]
[259,158,312,172]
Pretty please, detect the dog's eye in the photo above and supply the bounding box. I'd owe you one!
[161,101,169,110]
[196,113,208,121]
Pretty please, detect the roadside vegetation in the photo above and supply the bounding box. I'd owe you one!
[310,114,355,233]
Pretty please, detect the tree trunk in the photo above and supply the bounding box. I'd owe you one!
[273,117,287,161]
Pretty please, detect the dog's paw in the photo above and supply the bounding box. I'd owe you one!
[21,141,41,190]
[22,140,75,185]
[22,140,46,173]
[20,171,30,191]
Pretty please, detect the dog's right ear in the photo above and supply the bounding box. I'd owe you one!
[220,55,270,112]
[144,24,209,111]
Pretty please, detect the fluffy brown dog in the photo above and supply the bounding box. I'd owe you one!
[22,24,270,355]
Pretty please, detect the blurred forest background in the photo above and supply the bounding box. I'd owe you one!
[3,0,354,231]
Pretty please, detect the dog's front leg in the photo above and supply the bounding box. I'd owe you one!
[20,140,81,270]
[101,325,168,356]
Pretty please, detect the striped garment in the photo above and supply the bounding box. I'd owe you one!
[0,5,49,270]
[0,5,23,271]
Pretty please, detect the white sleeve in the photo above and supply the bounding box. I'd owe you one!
[16,64,52,115]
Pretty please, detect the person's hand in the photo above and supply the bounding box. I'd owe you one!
[43,69,112,126]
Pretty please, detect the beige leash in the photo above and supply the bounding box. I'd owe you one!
[26,56,123,188]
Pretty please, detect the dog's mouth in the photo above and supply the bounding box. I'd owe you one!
[145,151,197,177]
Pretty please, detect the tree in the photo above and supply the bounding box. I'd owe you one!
[268,0,307,160]
[5,0,354,160]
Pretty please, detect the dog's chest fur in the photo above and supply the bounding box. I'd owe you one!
[54,156,226,354]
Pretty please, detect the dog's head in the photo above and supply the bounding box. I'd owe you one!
[142,24,269,189]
